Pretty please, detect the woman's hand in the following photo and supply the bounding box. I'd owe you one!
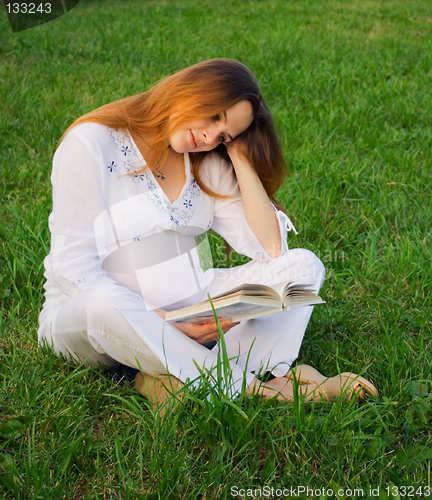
[172,319,240,344]
[225,137,247,165]
[152,307,239,344]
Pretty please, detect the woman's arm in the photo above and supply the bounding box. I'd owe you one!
[226,141,282,258]
[49,125,120,295]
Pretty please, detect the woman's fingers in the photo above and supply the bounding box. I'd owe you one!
[172,319,240,343]
[221,322,240,334]
[195,322,240,343]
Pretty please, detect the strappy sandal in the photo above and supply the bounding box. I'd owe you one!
[286,365,379,401]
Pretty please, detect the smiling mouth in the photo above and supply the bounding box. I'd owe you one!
[190,130,197,148]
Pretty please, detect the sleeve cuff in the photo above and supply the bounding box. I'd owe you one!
[245,206,297,262]
[275,208,298,256]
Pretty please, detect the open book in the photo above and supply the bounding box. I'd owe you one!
[165,281,325,324]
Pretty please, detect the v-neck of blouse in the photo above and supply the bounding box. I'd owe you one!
[129,131,191,206]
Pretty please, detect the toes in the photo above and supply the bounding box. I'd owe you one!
[352,384,365,401]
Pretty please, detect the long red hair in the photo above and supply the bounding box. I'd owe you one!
[61,59,288,203]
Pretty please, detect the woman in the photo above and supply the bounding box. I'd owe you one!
[38,59,378,406]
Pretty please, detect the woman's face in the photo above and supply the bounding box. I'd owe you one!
[168,99,254,154]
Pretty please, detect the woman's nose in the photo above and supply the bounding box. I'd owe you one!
[202,126,219,145]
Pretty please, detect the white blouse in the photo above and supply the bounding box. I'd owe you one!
[40,123,297,320]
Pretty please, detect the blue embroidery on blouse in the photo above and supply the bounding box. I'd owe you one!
[121,157,139,173]
[145,177,157,190]
[109,127,135,152]
[108,127,202,227]
[108,127,141,169]
[107,161,117,172]
[131,171,145,183]
[144,184,201,228]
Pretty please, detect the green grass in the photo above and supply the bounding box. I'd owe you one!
[1,0,432,498]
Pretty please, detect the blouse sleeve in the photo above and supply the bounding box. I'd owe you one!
[205,154,297,262]
[48,125,118,296]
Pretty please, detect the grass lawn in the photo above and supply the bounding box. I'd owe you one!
[1,0,432,498]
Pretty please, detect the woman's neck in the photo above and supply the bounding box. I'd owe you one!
[131,131,165,161]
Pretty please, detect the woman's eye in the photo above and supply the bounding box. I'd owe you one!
[211,114,221,121]
[218,134,226,144]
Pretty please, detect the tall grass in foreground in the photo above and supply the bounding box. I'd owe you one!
[1,0,432,498]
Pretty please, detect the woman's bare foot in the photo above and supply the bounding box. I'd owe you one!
[247,373,377,403]
[246,377,320,402]
[285,366,378,402]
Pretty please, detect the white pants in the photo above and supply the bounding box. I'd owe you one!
[43,248,325,394]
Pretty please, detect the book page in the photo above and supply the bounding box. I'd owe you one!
[168,298,283,324]
[165,294,282,323]
[265,280,324,307]
[210,283,280,301]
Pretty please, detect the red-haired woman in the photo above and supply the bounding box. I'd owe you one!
[38,59,378,406]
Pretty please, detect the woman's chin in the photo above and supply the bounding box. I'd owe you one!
[168,143,185,154]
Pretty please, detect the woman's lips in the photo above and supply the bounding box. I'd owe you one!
[190,130,197,148]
